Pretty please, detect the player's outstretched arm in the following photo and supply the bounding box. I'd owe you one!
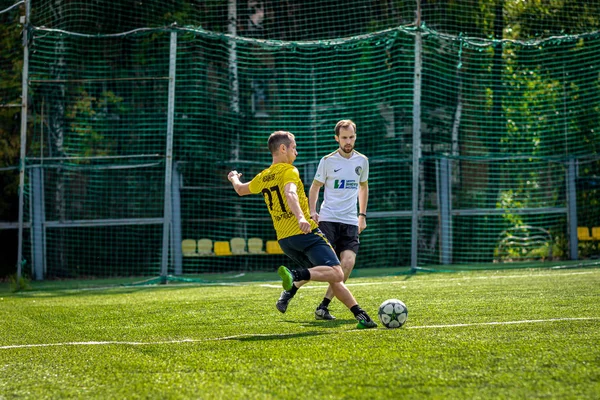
[358,181,369,233]
[308,180,323,222]
[228,170,252,196]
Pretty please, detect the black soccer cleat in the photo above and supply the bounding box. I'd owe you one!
[276,290,294,313]
[356,319,378,329]
[315,306,336,320]
[355,311,377,329]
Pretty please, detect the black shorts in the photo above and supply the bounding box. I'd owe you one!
[278,229,340,269]
[318,221,360,257]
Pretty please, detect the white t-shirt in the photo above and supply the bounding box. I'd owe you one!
[313,150,369,226]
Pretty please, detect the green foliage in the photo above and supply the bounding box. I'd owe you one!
[64,89,127,158]
[8,273,30,292]
[498,189,524,226]
[0,8,23,220]
[505,0,600,39]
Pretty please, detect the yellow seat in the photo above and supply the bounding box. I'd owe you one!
[578,227,593,241]
[230,237,247,254]
[248,237,264,254]
[592,227,600,240]
[214,241,233,256]
[181,239,197,257]
[266,240,284,254]
[197,238,213,256]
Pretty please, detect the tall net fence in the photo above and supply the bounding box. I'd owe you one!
[1,0,599,279]
[0,1,24,275]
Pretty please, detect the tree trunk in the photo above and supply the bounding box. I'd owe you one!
[49,0,67,276]
[490,0,504,207]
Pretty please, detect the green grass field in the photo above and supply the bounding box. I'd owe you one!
[1,267,599,399]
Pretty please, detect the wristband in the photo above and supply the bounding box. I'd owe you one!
[358,213,367,217]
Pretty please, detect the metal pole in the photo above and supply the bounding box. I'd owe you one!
[160,31,177,280]
[566,158,577,260]
[410,2,423,271]
[171,163,183,275]
[438,158,452,265]
[16,0,31,280]
[31,167,44,280]
[228,0,239,114]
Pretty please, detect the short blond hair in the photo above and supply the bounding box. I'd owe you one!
[334,119,356,136]
[268,131,295,154]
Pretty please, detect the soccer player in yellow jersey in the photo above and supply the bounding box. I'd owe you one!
[227,131,377,329]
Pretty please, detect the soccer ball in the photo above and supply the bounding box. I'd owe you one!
[378,299,408,329]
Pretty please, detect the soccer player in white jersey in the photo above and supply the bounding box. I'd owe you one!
[308,119,369,320]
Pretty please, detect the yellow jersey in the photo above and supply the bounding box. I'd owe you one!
[249,163,318,240]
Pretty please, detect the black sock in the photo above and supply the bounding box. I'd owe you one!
[319,298,331,309]
[292,268,311,281]
[350,305,362,316]
[289,284,298,296]
[350,305,371,321]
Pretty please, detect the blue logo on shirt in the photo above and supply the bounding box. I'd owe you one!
[334,180,358,189]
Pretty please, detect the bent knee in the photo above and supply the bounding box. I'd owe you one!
[341,260,354,274]
[330,265,344,282]
[340,254,356,271]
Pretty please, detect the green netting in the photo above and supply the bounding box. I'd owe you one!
[1,1,600,280]
[26,1,600,39]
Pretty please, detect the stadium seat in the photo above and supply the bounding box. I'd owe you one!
[266,240,284,254]
[230,237,247,254]
[248,237,264,254]
[214,241,233,256]
[577,227,593,241]
[197,238,213,256]
[181,239,197,257]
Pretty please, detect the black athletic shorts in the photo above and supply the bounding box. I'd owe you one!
[278,228,340,269]
[318,221,360,257]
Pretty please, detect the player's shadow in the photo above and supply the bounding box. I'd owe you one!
[286,319,357,329]
[225,331,327,342]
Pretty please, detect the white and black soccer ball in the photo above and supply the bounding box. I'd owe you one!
[378,299,408,329]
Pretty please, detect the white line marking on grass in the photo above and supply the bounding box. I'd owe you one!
[407,317,600,329]
[1,317,598,350]
[260,270,599,289]
[0,339,200,350]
